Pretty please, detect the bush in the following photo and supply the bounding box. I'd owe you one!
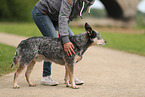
[136,10,145,27]
[0,0,38,22]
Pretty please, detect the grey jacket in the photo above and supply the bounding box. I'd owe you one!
[36,0,94,44]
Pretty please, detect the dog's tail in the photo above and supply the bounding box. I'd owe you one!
[11,49,19,68]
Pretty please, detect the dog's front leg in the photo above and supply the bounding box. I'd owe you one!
[65,63,79,89]
[64,66,70,86]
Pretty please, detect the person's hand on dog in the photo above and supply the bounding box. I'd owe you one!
[64,42,76,56]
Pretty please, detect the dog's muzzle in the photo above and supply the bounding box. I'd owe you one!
[97,39,106,46]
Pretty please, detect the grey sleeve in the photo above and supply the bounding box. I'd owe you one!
[59,0,74,44]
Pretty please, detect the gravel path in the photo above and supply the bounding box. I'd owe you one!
[0,33,145,97]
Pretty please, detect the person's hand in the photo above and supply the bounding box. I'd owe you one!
[64,42,76,56]
[56,30,59,37]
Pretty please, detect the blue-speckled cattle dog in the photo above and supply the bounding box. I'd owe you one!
[11,23,106,89]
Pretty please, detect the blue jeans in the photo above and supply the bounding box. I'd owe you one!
[32,6,74,77]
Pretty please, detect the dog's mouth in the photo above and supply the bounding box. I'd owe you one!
[96,39,106,46]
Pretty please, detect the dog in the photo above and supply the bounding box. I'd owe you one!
[11,23,106,89]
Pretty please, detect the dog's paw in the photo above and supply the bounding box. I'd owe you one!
[13,85,20,89]
[66,84,71,87]
[66,84,79,89]
[29,84,36,87]
[72,85,79,89]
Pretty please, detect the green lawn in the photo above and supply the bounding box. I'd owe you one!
[0,22,41,37]
[0,22,145,76]
[101,32,145,56]
[0,43,17,76]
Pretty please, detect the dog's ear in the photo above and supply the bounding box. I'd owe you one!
[89,30,97,38]
[85,23,96,38]
[85,22,92,31]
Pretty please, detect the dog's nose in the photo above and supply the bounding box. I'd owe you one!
[104,40,107,43]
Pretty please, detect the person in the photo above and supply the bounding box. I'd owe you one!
[32,0,95,86]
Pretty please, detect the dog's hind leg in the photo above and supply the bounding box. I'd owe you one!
[25,60,36,87]
[65,63,79,89]
[13,64,25,89]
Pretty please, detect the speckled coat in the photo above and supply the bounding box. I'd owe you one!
[12,32,94,67]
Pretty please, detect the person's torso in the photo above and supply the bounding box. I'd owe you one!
[36,0,91,21]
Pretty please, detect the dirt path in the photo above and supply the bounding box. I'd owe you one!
[0,33,145,97]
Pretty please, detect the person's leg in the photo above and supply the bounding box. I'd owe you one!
[32,6,58,85]
[32,6,58,37]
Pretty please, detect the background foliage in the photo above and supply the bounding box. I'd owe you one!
[136,10,145,27]
[0,0,145,27]
[0,0,38,21]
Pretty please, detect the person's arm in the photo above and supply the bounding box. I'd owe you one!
[59,0,73,44]
[59,0,75,56]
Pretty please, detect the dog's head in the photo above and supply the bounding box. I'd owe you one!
[85,22,106,45]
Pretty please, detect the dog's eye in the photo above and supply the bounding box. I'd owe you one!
[97,34,102,40]
[97,37,101,40]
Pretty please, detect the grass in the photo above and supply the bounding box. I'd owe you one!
[0,22,41,37]
[71,27,145,56]
[101,31,145,56]
[134,25,145,30]
[0,22,87,37]
[0,22,145,76]
[0,43,17,76]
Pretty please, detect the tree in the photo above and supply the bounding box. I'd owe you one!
[0,0,38,21]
